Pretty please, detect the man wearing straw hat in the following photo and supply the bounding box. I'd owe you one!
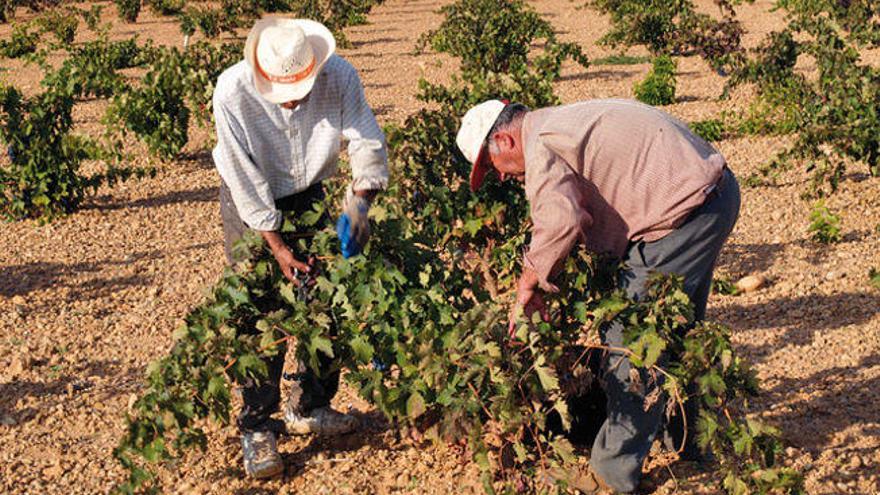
[212,17,388,478]
[456,99,740,494]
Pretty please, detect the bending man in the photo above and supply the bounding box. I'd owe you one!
[456,99,740,493]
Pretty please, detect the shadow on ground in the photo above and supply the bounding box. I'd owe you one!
[1,241,214,301]
[716,241,786,276]
[762,352,880,488]
[559,68,640,83]
[85,184,218,212]
[725,290,879,351]
[0,259,155,300]
[0,359,131,426]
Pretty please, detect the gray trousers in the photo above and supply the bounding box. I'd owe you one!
[590,168,740,493]
[220,182,341,432]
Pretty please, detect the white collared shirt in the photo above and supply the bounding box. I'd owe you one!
[212,55,388,231]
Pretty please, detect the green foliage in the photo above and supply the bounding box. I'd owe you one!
[592,53,652,65]
[775,0,880,45]
[181,41,243,127]
[44,36,145,99]
[175,0,383,46]
[77,4,105,32]
[147,0,184,16]
[0,0,77,24]
[0,0,13,23]
[0,22,40,58]
[690,118,727,142]
[277,0,383,48]
[807,200,841,244]
[179,7,223,38]
[106,47,190,160]
[711,276,740,296]
[114,1,802,494]
[116,205,802,495]
[389,0,593,290]
[330,0,379,27]
[0,78,147,221]
[99,39,239,156]
[418,0,588,76]
[742,173,765,188]
[114,0,141,23]
[727,2,880,196]
[634,55,676,106]
[13,0,62,13]
[869,268,880,290]
[46,37,145,100]
[678,323,803,494]
[734,82,803,137]
[590,0,752,70]
[35,7,78,44]
[177,8,195,36]
[0,84,87,220]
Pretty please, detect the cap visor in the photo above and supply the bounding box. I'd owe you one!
[469,147,491,192]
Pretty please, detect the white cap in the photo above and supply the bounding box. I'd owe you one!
[455,99,506,191]
[244,17,336,104]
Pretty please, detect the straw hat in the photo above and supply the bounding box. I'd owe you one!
[244,17,336,104]
[456,99,507,192]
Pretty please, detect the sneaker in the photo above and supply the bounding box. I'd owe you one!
[241,430,284,479]
[284,406,358,436]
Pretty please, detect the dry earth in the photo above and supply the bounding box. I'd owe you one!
[0,0,878,494]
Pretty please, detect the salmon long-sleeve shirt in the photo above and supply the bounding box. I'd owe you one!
[521,99,726,290]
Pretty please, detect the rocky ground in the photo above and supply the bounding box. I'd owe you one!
[0,0,878,494]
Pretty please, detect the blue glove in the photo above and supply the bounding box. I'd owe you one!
[336,214,359,258]
[336,192,371,259]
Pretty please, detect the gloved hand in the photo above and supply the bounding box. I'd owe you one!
[336,189,371,258]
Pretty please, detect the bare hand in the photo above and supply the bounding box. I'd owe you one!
[259,230,312,285]
[508,287,549,339]
[271,245,311,285]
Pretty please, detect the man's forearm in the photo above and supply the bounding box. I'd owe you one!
[259,230,287,253]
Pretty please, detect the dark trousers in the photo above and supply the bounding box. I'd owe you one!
[219,182,341,433]
[590,168,741,493]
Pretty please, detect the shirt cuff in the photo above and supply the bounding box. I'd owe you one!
[351,176,388,192]
[522,252,560,293]
[245,209,283,232]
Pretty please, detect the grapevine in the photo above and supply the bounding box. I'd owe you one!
[115,1,805,494]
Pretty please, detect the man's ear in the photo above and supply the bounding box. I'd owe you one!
[492,131,515,151]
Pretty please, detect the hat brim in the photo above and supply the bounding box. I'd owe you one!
[469,146,492,192]
[245,17,336,104]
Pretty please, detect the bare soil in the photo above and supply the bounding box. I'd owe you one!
[0,0,878,494]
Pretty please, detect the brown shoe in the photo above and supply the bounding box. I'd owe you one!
[543,464,613,494]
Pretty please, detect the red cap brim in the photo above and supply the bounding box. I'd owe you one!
[469,146,491,192]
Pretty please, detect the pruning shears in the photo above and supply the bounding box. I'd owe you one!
[292,255,321,301]
[293,268,313,301]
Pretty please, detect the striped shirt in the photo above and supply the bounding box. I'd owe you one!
[521,99,726,289]
[212,55,388,231]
